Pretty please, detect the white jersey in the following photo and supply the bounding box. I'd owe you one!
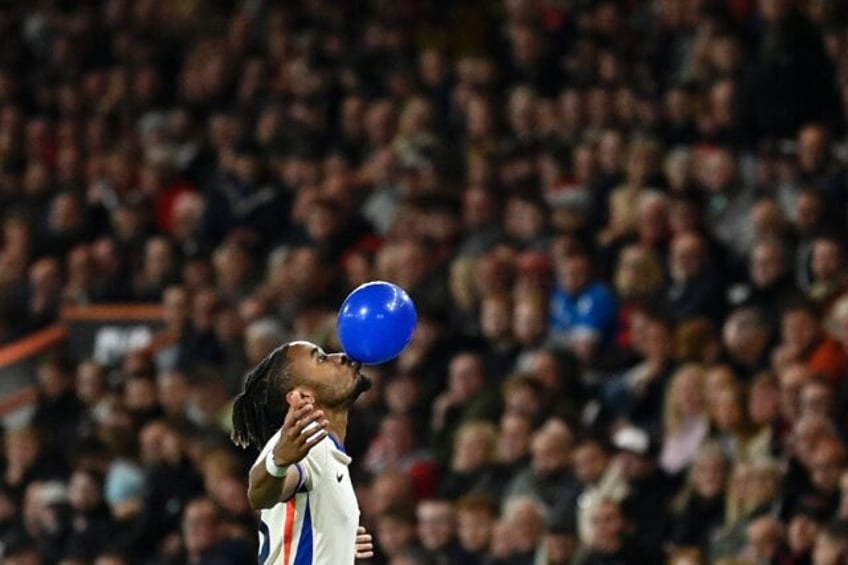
[256,431,359,565]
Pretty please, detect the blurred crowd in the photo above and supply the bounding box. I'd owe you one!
[1,0,848,563]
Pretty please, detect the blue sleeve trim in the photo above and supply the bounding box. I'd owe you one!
[281,463,307,501]
[295,462,309,492]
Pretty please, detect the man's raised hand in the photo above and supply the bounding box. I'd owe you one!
[271,396,329,468]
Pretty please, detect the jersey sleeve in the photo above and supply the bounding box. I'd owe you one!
[256,430,282,465]
[255,429,313,496]
[297,438,328,491]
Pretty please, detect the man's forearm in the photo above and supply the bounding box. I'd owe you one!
[248,458,299,510]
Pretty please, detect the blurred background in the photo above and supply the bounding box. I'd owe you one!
[0,0,847,564]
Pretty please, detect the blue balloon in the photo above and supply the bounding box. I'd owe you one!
[337,281,418,365]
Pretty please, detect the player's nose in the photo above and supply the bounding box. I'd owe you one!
[335,353,353,366]
[339,354,360,370]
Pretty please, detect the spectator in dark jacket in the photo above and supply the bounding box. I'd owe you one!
[738,0,842,143]
[669,442,730,551]
[201,139,291,252]
[666,231,726,324]
[64,469,125,559]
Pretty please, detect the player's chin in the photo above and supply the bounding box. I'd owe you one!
[355,372,373,393]
[339,373,372,408]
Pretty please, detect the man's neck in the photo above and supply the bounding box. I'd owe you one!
[326,409,349,445]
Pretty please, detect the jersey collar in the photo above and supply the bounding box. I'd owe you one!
[328,433,346,454]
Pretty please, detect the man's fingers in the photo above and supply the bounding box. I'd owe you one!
[285,406,321,437]
[303,429,328,447]
[296,419,327,445]
[293,410,324,433]
[281,403,299,426]
[283,402,312,429]
[294,422,328,449]
[355,525,373,559]
[295,409,324,432]
[292,403,314,422]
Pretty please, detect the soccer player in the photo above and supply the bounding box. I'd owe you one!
[231,340,375,564]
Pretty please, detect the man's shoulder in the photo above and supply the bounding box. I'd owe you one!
[253,430,283,466]
[303,434,344,479]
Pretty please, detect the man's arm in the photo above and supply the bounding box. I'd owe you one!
[248,401,328,510]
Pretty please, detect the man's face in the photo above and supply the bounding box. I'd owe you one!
[800,382,832,418]
[124,377,157,412]
[722,314,767,361]
[37,364,70,400]
[702,150,735,192]
[795,192,823,233]
[376,515,416,557]
[616,451,653,481]
[286,342,371,409]
[670,234,704,281]
[157,371,190,415]
[68,471,101,512]
[498,415,532,463]
[183,501,220,556]
[416,502,455,551]
[780,364,812,422]
[480,299,511,340]
[531,431,569,478]
[711,386,742,431]
[457,510,493,553]
[463,187,494,228]
[234,154,260,183]
[810,441,845,493]
[811,240,844,281]
[750,243,784,287]
[557,256,591,294]
[782,310,818,350]
[813,533,847,565]
[798,126,828,172]
[692,452,727,498]
[507,502,544,553]
[513,300,546,344]
[749,380,780,425]
[162,287,189,326]
[642,321,672,360]
[381,416,414,458]
[545,532,577,565]
[788,514,819,554]
[759,0,790,23]
[573,443,608,484]
[746,518,782,562]
[589,502,625,551]
[448,354,484,400]
[453,427,491,472]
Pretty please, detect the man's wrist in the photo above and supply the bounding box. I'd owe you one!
[265,451,289,479]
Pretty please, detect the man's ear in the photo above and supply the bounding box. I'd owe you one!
[286,389,315,406]
[286,390,301,407]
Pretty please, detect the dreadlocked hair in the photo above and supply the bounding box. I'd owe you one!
[231,344,292,449]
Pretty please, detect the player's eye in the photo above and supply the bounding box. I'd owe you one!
[318,353,328,363]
